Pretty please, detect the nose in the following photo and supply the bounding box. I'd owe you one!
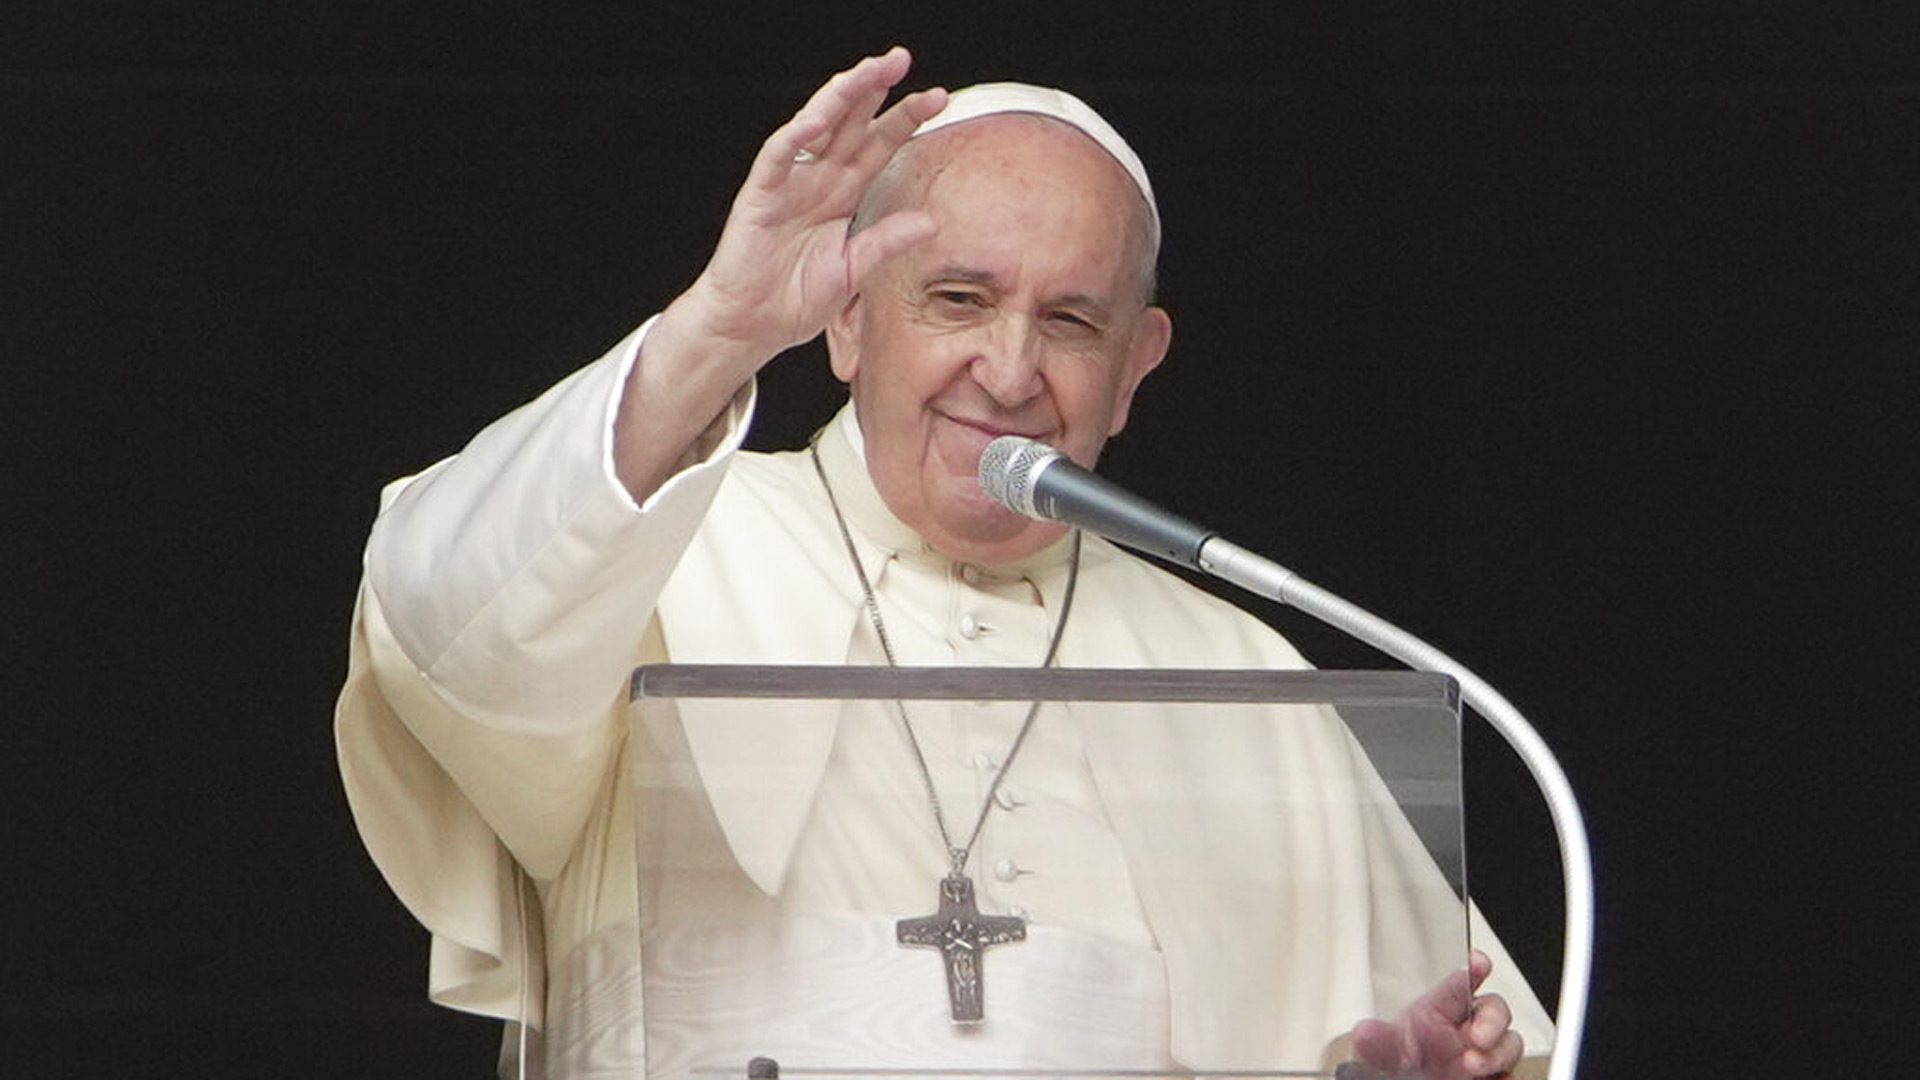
[968,317,1044,407]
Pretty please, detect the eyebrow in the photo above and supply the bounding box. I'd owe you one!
[921,265,999,289]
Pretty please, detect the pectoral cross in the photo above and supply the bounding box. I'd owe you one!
[896,874,1026,1023]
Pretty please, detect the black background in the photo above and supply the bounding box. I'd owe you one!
[5,2,1915,1077]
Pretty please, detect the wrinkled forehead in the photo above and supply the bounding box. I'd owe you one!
[912,82,1159,250]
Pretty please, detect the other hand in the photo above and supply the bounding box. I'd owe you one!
[1347,949,1524,1080]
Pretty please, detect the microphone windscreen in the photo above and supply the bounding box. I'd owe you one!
[977,436,1062,517]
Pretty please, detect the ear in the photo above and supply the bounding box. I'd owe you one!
[825,294,864,385]
[1106,305,1172,436]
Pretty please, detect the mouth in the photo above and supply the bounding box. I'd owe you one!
[937,416,1041,478]
[938,412,1050,446]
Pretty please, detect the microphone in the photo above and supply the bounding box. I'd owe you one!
[977,436,1217,567]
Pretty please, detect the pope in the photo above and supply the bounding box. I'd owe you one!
[338,46,1551,1080]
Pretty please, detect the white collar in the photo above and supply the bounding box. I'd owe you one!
[817,404,1078,605]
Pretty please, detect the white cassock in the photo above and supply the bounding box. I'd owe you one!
[336,321,1556,1079]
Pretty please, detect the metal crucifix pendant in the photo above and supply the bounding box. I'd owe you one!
[895,874,1026,1023]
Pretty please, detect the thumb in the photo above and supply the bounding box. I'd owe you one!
[843,209,939,292]
[1349,1017,1413,1072]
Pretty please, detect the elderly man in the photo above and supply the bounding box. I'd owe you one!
[337,47,1552,1079]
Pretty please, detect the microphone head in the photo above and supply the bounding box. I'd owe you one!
[978,435,1063,518]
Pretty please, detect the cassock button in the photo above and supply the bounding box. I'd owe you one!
[958,614,981,639]
[994,787,1023,811]
[993,858,1021,882]
[970,751,996,771]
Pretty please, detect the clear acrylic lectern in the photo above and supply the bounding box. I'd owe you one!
[628,665,1469,1080]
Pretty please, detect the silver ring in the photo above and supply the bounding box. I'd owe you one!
[792,148,820,165]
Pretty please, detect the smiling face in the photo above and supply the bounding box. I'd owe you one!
[827,114,1172,565]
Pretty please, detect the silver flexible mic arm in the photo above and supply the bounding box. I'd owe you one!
[980,436,1592,1080]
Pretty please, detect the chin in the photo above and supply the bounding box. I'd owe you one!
[931,512,1066,567]
[939,483,1022,535]
[897,465,1063,563]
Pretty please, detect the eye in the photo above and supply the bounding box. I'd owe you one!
[1047,310,1100,334]
[932,289,985,307]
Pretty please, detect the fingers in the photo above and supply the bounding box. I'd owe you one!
[774,47,927,169]
[867,85,950,152]
[1462,954,1517,1075]
[1457,992,1520,1079]
[809,50,911,160]
[736,48,944,227]
[1466,948,1493,991]
[743,50,898,188]
[1466,992,1514,1052]
[1460,1029,1524,1079]
[806,44,914,126]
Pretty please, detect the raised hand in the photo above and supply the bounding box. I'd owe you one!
[688,46,949,358]
[615,48,947,498]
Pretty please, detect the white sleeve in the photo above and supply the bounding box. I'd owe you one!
[352,316,754,885]
[336,319,754,1024]
[364,317,753,732]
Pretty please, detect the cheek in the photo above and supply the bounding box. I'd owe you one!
[889,337,982,410]
[1052,360,1130,444]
